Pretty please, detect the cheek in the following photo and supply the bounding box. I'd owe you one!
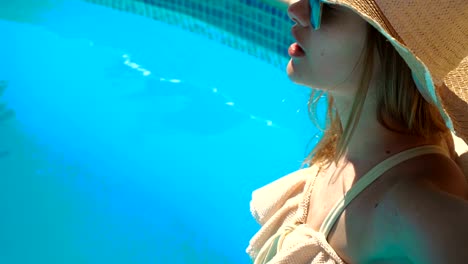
[309,46,349,85]
[316,36,365,82]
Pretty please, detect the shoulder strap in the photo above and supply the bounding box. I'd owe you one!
[318,145,449,239]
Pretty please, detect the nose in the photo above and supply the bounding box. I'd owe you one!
[287,0,311,28]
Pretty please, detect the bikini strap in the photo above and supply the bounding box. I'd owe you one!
[319,145,450,239]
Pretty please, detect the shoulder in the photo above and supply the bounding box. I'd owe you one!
[383,154,468,263]
[393,152,468,200]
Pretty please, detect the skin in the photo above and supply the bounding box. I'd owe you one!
[286,0,446,176]
[284,2,468,263]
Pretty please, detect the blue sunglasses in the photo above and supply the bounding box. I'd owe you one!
[310,0,324,30]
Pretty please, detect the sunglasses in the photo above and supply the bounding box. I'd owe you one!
[310,0,325,30]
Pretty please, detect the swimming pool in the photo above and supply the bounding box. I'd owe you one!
[0,0,326,263]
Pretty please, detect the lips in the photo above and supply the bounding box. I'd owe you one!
[295,42,306,54]
[288,43,306,57]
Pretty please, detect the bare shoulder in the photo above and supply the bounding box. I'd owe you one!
[392,152,468,202]
[384,154,468,264]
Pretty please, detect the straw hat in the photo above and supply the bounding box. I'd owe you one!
[308,0,468,166]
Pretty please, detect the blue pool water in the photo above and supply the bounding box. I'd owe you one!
[0,1,325,263]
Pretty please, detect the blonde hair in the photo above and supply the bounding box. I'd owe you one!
[301,23,450,169]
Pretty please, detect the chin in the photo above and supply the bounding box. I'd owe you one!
[287,62,311,88]
[286,60,300,83]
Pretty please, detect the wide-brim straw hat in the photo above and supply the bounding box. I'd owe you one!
[309,0,468,143]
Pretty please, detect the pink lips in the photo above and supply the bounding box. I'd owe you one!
[288,42,306,57]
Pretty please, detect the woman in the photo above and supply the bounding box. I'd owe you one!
[247,0,468,263]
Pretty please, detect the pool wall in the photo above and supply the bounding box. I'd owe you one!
[83,0,295,69]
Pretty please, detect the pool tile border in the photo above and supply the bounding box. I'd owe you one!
[83,0,295,69]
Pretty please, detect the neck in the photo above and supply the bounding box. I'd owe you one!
[331,92,442,171]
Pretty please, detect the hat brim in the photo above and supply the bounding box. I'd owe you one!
[323,0,468,144]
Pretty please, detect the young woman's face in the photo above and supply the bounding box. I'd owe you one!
[286,0,370,93]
